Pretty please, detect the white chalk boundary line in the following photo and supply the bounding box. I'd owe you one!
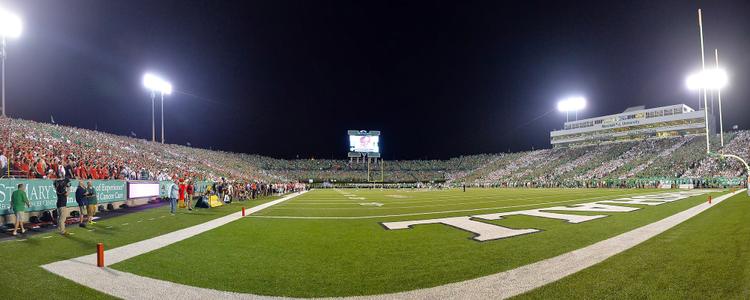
[41,189,743,300]
[41,192,308,294]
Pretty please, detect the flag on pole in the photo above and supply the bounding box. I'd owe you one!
[50,115,55,124]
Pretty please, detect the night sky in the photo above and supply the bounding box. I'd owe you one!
[2,0,749,159]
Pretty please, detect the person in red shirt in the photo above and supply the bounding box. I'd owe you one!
[185,180,194,211]
[19,159,30,179]
[89,166,98,180]
[76,164,86,179]
[178,179,187,209]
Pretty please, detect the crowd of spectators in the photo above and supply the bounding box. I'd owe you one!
[1,117,746,189]
[0,117,275,183]
[683,131,750,178]
[454,134,747,187]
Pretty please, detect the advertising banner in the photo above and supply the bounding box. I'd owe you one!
[0,179,127,215]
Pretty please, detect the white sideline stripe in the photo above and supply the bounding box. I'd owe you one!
[42,192,306,270]
[40,189,742,300]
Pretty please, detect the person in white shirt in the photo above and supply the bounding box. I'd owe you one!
[0,149,8,178]
[57,163,66,179]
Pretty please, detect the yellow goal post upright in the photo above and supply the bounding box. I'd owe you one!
[713,153,750,195]
[366,156,385,187]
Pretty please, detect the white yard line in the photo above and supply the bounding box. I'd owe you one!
[41,189,742,300]
[251,190,675,220]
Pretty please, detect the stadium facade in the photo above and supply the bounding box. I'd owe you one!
[550,104,714,148]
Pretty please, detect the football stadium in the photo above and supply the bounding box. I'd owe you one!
[1,2,750,300]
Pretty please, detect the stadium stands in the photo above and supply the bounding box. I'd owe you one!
[1,116,747,187]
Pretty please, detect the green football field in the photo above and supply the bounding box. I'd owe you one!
[109,188,733,297]
[2,188,748,299]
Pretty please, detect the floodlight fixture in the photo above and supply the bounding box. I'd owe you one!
[142,73,172,94]
[142,73,173,143]
[557,96,586,122]
[0,9,22,39]
[557,96,586,113]
[686,68,728,90]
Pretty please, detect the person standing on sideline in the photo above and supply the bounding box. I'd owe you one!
[54,178,70,235]
[75,181,88,227]
[86,181,98,224]
[11,183,30,236]
[226,182,234,203]
[169,180,178,215]
[178,179,186,208]
[185,180,194,211]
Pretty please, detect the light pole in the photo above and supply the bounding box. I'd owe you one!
[557,96,586,123]
[0,9,22,118]
[142,73,172,144]
[696,9,710,154]
[714,49,725,146]
[161,90,165,143]
[150,91,155,142]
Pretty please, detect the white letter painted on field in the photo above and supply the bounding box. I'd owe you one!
[542,202,639,213]
[473,209,608,224]
[382,216,538,241]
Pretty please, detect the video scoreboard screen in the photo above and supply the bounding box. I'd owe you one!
[348,130,380,154]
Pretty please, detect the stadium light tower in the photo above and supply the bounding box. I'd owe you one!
[686,67,728,147]
[557,96,586,122]
[142,73,172,144]
[0,8,22,118]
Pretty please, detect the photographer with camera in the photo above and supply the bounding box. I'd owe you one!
[54,178,71,235]
[75,180,88,227]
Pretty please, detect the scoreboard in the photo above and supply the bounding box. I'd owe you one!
[348,130,380,158]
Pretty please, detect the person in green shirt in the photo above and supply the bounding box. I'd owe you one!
[11,183,30,236]
[86,181,98,224]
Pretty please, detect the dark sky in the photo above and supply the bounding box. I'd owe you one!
[2,0,749,159]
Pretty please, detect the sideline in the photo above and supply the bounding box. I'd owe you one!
[42,189,743,300]
[43,191,307,270]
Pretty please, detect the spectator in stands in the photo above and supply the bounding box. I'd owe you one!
[75,180,88,227]
[11,183,30,236]
[0,149,7,178]
[86,181,98,224]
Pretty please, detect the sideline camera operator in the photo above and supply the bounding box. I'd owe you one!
[54,178,71,235]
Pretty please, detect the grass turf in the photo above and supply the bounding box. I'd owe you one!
[514,192,750,299]
[0,196,278,299]
[111,188,727,297]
